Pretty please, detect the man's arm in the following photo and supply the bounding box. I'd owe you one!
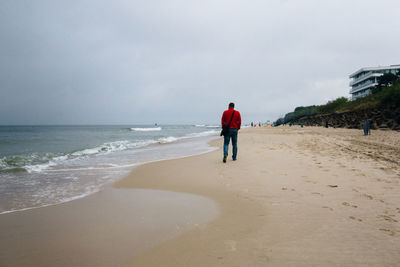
[221,111,226,127]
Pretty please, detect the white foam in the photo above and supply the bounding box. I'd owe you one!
[24,141,156,173]
[71,147,101,157]
[131,127,162,132]
[25,162,54,173]
[71,140,155,158]
[206,125,220,128]
[158,136,178,143]
[194,124,205,127]
[24,154,67,173]
[47,162,140,172]
[157,130,218,144]
[186,130,219,138]
[0,158,8,170]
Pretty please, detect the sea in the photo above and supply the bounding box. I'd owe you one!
[0,125,220,214]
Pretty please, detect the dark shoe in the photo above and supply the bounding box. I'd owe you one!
[232,157,237,161]
[223,156,227,163]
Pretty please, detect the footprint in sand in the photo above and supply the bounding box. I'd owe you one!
[281,187,295,191]
[322,206,334,211]
[377,178,392,184]
[305,180,317,184]
[362,193,374,200]
[378,215,398,223]
[311,192,323,196]
[349,216,362,222]
[327,185,338,188]
[379,228,396,236]
[337,163,346,168]
[342,202,358,208]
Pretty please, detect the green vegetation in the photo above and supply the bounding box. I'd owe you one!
[277,75,400,125]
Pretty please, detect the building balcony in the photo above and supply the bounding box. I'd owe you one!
[350,78,377,92]
[349,73,382,86]
[350,82,377,94]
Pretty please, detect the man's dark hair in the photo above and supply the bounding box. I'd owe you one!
[229,102,235,108]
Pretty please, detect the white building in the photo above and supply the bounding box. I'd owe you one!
[349,64,400,100]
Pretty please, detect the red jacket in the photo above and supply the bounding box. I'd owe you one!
[221,108,241,129]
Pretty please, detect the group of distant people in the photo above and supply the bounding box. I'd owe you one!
[250,122,262,127]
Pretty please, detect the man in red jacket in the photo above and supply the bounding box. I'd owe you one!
[221,102,241,163]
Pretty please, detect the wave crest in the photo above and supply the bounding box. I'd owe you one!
[130,127,162,132]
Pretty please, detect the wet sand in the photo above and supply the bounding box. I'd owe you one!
[0,188,217,266]
[2,126,400,266]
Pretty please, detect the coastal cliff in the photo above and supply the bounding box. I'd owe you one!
[298,106,400,130]
[277,81,400,131]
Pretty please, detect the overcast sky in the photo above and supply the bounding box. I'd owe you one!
[0,0,399,125]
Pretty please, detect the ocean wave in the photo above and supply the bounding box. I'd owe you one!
[186,130,219,138]
[158,136,178,143]
[0,129,218,174]
[0,158,7,169]
[24,155,68,173]
[157,130,218,144]
[71,141,129,157]
[71,140,159,157]
[0,153,60,174]
[130,127,162,132]
[0,140,157,174]
[194,124,205,127]
[206,125,220,128]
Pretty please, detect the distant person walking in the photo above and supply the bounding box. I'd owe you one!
[362,119,371,136]
[221,102,241,163]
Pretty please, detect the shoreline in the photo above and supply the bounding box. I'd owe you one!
[0,135,221,267]
[1,126,400,266]
[0,134,219,215]
[0,185,218,267]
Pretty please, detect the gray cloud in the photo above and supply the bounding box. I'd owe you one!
[1,0,399,124]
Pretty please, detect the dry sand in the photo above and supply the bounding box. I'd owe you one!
[1,126,400,266]
[117,126,400,266]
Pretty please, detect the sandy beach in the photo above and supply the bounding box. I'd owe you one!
[1,126,400,266]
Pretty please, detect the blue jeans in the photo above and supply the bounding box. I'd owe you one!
[224,129,238,159]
